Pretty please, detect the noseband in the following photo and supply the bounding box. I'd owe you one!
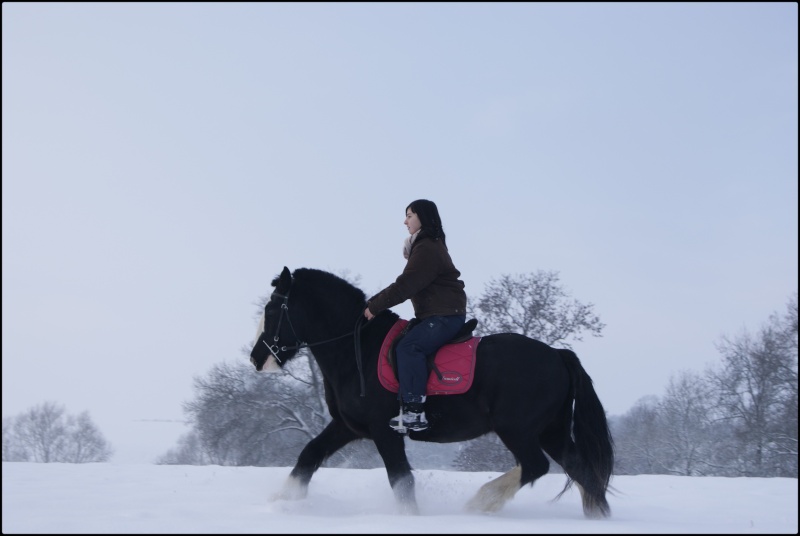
[259,289,368,396]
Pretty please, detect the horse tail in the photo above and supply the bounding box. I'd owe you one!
[558,348,614,518]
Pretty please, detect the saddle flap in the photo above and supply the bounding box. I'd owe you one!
[378,318,479,396]
[387,318,478,381]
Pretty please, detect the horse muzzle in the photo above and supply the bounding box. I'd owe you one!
[252,354,282,373]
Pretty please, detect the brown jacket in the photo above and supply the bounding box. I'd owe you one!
[367,236,467,319]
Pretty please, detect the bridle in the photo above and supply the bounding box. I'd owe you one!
[260,290,303,362]
[259,289,369,396]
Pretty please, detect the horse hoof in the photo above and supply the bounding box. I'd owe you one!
[465,495,504,513]
[465,466,522,513]
[269,475,308,501]
[398,502,420,515]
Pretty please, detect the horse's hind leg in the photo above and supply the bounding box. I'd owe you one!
[465,464,522,512]
[272,419,357,501]
[466,431,551,513]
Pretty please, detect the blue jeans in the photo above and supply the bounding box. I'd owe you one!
[396,315,466,403]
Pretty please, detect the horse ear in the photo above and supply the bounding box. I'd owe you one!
[277,266,292,292]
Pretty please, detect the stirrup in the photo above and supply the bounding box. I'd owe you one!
[389,405,428,433]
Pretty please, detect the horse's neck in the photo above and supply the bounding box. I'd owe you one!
[307,313,392,387]
[301,301,360,372]
[306,343,358,390]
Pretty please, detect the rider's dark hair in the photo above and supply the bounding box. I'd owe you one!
[406,199,446,246]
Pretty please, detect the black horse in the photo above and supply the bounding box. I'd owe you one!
[250,267,614,517]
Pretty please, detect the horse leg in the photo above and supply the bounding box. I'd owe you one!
[371,426,419,515]
[465,465,522,513]
[466,430,550,513]
[271,419,358,501]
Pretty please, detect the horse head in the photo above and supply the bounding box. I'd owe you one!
[250,266,301,372]
[250,266,369,373]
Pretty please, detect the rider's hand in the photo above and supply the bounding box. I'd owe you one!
[364,307,374,321]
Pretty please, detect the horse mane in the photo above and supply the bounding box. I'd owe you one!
[287,268,365,300]
[284,268,367,327]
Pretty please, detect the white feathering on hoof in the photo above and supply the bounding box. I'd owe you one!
[392,474,419,515]
[269,475,308,501]
[465,465,522,513]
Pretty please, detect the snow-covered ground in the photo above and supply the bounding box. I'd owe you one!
[2,462,796,533]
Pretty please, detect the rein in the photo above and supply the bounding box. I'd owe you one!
[263,290,369,397]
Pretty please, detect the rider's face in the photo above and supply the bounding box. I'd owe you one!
[404,209,421,235]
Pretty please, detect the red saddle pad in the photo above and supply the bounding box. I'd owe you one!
[377,319,480,395]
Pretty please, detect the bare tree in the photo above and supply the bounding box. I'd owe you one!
[63,411,114,463]
[612,396,662,475]
[3,402,112,463]
[467,271,604,348]
[613,294,797,478]
[179,361,304,466]
[608,294,797,478]
[157,430,214,465]
[656,371,719,476]
[10,402,68,463]
[771,294,798,474]
[3,417,29,461]
[708,302,798,477]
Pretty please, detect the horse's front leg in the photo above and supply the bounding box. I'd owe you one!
[371,426,418,515]
[271,419,357,501]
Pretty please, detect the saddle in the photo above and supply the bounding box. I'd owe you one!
[387,318,478,384]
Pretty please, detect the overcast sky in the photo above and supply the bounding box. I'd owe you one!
[3,3,797,463]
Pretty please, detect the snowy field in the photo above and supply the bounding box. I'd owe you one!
[2,462,797,534]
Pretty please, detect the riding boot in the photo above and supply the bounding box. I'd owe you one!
[389,396,428,432]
